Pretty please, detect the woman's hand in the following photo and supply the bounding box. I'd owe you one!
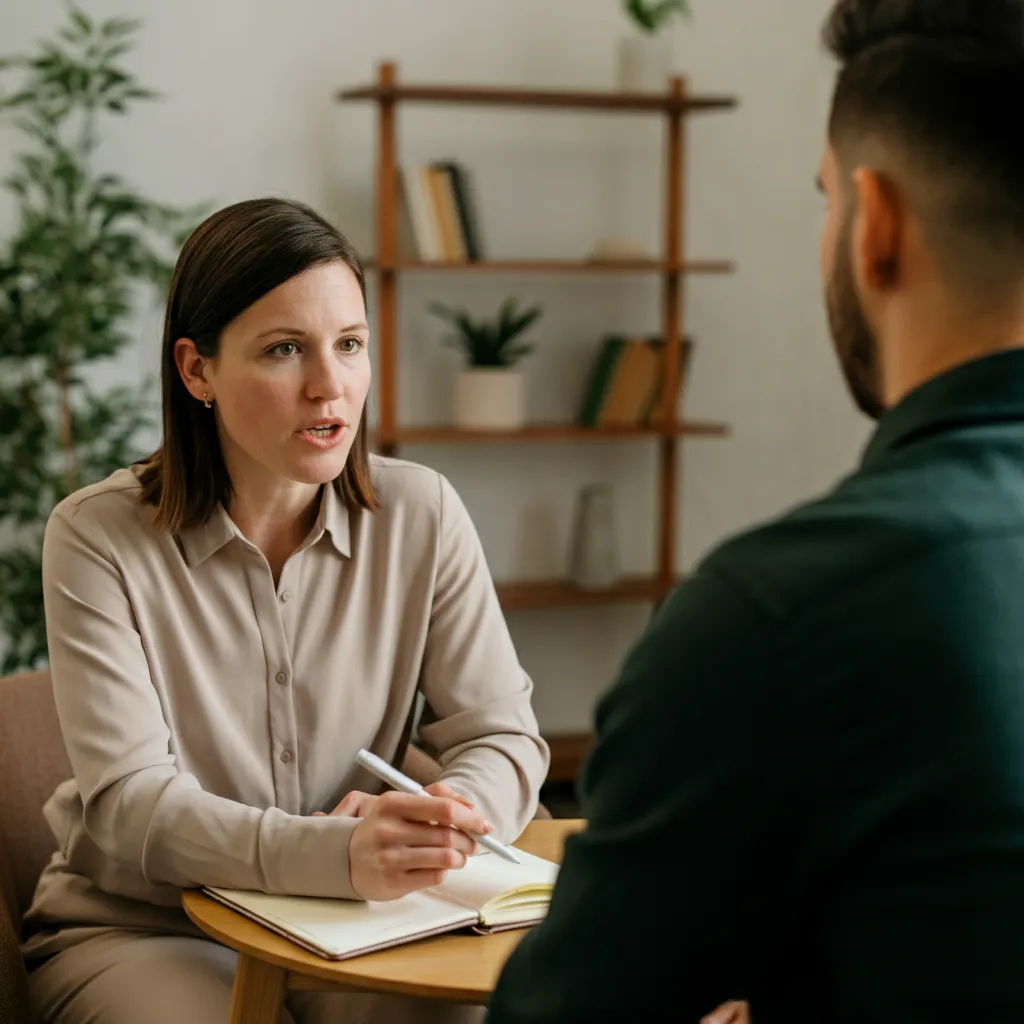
[312,790,381,819]
[348,782,492,901]
[701,1000,750,1024]
[313,781,475,821]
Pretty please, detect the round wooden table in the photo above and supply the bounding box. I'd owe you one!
[183,818,584,1022]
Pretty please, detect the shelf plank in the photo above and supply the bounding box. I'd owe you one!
[363,258,734,276]
[338,82,737,115]
[377,422,729,445]
[495,575,680,612]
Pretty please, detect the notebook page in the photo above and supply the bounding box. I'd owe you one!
[205,885,477,960]
[430,848,559,919]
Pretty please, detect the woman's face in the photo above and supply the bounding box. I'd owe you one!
[182,261,371,493]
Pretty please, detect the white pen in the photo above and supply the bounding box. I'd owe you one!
[354,748,521,864]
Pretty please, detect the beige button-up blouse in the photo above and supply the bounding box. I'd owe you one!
[22,456,549,957]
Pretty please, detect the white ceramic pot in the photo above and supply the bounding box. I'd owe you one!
[617,32,673,92]
[454,368,525,430]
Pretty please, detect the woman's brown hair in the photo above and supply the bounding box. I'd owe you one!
[137,197,378,531]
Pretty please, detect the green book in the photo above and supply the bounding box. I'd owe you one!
[578,336,628,426]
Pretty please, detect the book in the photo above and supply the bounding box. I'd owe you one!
[578,334,696,428]
[400,166,444,261]
[202,847,559,961]
[597,338,657,427]
[577,335,628,426]
[437,160,484,261]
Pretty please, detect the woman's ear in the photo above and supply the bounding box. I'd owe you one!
[173,337,213,404]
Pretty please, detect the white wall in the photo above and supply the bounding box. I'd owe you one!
[0,0,871,732]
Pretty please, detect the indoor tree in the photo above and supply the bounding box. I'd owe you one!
[0,5,203,671]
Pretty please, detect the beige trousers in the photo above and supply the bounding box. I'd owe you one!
[29,930,485,1024]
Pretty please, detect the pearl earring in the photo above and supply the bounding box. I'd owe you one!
[203,393,212,409]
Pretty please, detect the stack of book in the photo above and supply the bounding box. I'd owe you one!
[400,160,483,262]
[577,335,693,428]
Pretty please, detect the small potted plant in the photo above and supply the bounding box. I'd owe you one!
[618,0,691,93]
[428,297,541,430]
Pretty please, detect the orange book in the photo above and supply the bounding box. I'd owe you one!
[597,340,646,426]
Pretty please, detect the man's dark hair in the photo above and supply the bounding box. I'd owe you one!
[823,0,1024,305]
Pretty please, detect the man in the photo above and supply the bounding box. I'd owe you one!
[486,1,1024,1021]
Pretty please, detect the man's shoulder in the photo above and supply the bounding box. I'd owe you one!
[701,463,982,623]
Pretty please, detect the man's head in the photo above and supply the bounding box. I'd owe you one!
[819,0,1024,418]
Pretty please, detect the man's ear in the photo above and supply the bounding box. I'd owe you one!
[173,338,213,403]
[850,166,903,292]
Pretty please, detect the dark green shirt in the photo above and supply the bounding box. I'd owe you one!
[487,350,1024,1023]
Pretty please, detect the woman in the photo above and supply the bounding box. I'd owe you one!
[21,197,549,1023]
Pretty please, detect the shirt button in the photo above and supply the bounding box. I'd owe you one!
[280,749,293,764]
[275,671,288,685]
[280,590,292,603]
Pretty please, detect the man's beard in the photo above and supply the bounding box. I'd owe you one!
[827,219,885,420]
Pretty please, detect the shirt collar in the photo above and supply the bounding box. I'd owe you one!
[861,349,1024,470]
[178,481,351,567]
[178,503,237,567]
[311,480,352,558]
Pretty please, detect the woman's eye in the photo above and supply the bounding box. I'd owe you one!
[269,341,299,357]
[339,337,363,354]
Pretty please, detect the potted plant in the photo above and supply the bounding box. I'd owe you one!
[428,297,541,430]
[618,0,691,93]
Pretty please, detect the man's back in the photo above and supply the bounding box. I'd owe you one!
[487,351,1024,1022]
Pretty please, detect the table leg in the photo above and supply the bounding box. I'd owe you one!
[229,954,287,1024]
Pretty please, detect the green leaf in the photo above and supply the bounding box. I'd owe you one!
[101,16,143,39]
[123,86,160,103]
[623,0,689,33]
[71,7,94,35]
[429,298,540,367]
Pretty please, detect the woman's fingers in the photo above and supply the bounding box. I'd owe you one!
[310,790,378,818]
[331,790,374,817]
[383,791,491,835]
[398,821,478,856]
[701,1000,749,1024]
[423,780,476,808]
[383,843,469,873]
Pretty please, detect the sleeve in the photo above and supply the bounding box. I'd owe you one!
[485,563,815,1022]
[414,474,550,842]
[42,507,361,900]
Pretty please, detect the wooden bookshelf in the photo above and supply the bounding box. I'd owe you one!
[339,62,737,784]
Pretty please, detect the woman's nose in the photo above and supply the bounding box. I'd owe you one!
[306,356,344,401]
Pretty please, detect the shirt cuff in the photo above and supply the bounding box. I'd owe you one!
[259,810,361,899]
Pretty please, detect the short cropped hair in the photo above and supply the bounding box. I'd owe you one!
[823,0,1024,305]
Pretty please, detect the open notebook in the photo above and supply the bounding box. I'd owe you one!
[203,847,559,960]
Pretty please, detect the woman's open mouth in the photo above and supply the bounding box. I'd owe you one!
[297,421,346,449]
